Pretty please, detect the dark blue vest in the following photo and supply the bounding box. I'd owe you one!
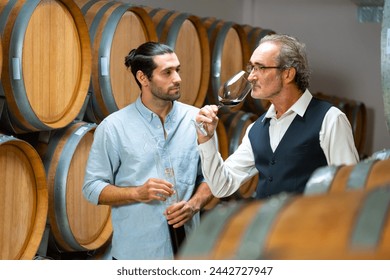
[248,97,332,199]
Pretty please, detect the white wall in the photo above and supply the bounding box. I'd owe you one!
[122,0,389,155]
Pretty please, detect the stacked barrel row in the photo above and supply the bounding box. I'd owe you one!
[0,0,111,260]
[179,152,390,260]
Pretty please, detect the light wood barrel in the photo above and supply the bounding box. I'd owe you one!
[146,7,210,108]
[37,121,112,252]
[0,0,91,133]
[179,186,390,260]
[0,133,48,259]
[74,1,158,123]
[202,18,250,111]
[305,153,390,195]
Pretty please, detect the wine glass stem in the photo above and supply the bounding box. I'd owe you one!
[195,104,223,136]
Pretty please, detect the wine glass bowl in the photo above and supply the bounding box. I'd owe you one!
[218,70,253,107]
[195,70,253,135]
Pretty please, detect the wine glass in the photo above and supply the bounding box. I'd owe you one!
[195,70,253,136]
[161,166,179,206]
[155,153,184,254]
[153,143,179,206]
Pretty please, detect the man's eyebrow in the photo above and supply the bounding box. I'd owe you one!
[162,65,181,71]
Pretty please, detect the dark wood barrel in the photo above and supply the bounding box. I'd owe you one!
[74,0,158,123]
[0,133,48,259]
[37,121,112,252]
[202,18,250,112]
[0,0,91,133]
[146,7,210,109]
[179,186,390,260]
[305,152,390,195]
[241,25,276,52]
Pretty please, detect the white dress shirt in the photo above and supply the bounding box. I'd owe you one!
[198,90,359,198]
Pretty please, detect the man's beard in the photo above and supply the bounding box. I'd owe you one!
[151,84,181,102]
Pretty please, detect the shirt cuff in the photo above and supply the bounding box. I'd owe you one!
[198,135,219,159]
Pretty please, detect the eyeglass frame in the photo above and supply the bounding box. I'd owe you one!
[246,63,283,74]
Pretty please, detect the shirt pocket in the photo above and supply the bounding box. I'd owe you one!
[174,150,199,186]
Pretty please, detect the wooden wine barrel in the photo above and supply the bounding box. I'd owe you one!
[220,111,259,199]
[241,25,276,52]
[37,121,112,252]
[314,92,367,156]
[305,152,390,195]
[179,186,390,260]
[0,133,48,259]
[74,0,158,123]
[146,7,210,108]
[0,0,91,133]
[202,18,250,112]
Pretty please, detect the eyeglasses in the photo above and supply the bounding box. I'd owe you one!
[246,64,282,74]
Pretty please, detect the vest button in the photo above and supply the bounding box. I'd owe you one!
[270,159,275,165]
[268,176,273,182]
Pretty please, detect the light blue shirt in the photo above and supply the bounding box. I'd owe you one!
[83,97,204,259]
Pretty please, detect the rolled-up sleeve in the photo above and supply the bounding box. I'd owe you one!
[83,122,119,205]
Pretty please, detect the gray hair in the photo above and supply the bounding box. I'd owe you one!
[260,34,310,92]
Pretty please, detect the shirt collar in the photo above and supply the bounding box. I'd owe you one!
[262,89,313,122]
[135,95,177,123]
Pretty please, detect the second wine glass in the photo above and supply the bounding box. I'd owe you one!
[162,166,179,206]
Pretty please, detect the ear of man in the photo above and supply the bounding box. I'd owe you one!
[284,67,296,84]
[137,70,149,87]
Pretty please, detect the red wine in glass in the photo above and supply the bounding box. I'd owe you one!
[195,70,253,135]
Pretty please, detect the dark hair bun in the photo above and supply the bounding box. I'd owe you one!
[125,49,137,68]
